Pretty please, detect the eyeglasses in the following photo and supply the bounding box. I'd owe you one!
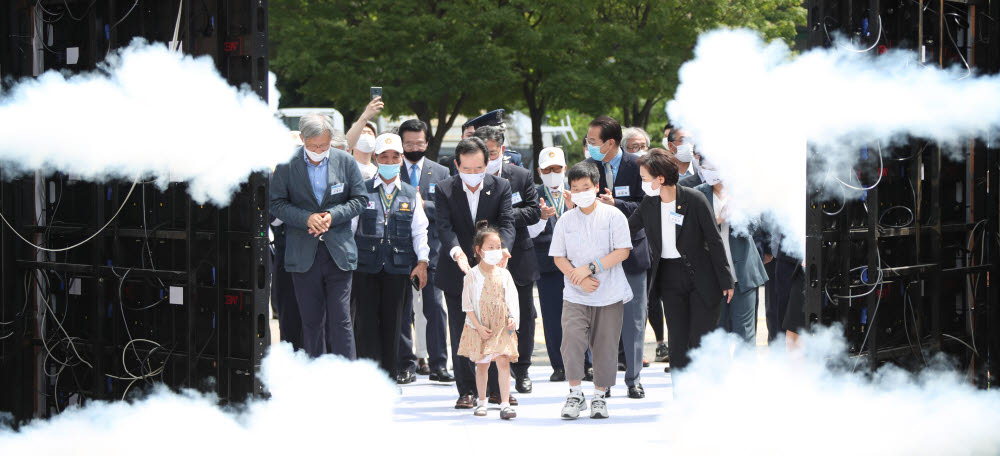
[403,141,427,149]
[305,144,331,153]
[626,144,648,153]
[584,138,607,146]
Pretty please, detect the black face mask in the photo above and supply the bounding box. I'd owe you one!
[404,150,426,162]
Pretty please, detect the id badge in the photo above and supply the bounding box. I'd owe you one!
[330,183,345,195]
[668,211,684,226]
[511,191,522,205]
[614,186,630,197]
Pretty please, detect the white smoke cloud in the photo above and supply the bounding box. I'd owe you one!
[667,28,1000,258]
[3,330,998,454]
[268,71,281,113]
[0,40,292,206]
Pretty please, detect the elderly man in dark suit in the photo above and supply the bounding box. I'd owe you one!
[435,137,516,409]
[270,114,368,358]
[395,119,455,384]
[628,150,734,377]
[475,126,541,397]
[584,115,651,399]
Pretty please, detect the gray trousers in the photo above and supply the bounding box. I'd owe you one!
[719,286,757,344]
[622,271,648,386]
[561,300,624,388]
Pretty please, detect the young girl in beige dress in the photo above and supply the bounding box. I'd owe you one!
[457,221,520,420]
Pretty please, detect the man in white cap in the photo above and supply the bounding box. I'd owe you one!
[350,132,431,381]
[528,147,596,383]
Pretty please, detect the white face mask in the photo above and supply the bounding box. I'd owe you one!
[305,147,329,162]
[641,180,660,197]
[674,143,694,163]
[481,248,503,266]
[356,134,377,154]
[486,156,503,175]
[700,168,722,186]
[459,171,486,188]
[540,172,564,189]
[570,189,597,208]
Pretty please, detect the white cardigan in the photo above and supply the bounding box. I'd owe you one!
[461,265,520,330]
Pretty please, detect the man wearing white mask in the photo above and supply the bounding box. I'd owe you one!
[622,127,651,157]
[350,133,430,380]
[434,137,515,409]
[474,126,541,397]
[667,128,702,187]
[528,147,597,383]
[347,97,383,179]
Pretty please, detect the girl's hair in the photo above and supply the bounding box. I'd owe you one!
[473,220,501,259]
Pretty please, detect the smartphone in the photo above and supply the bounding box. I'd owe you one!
[410,275,420,290]
[370,86,382,101]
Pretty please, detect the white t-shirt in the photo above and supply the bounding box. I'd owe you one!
[660,200,681,259]
[549,203,634,307]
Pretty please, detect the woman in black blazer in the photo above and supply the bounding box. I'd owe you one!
[628,149,734,372]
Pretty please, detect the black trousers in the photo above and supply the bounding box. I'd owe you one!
[444,291,477,396]
[647,271,666,342]
[290,248,355,359]
[487,282,536,395]
[397,269,449,373]
[658,259,721,371]
[354,271,407,378]
[271,242,302,351]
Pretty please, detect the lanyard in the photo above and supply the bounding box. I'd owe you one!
[543,186,565,218]
[378,185,398,217]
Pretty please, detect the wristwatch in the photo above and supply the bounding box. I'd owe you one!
[588,262,597,275]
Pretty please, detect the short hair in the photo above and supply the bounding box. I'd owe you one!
[567,162,600,187]
[662,123,674,134]
[363,122,377,135]
[472,125,504,148]
[622,127,650,147]
[588,115,623,146]
[454,137,489,166]
[298,114,336,140]
[636,149,679,186]
[667,127,685,143]
[330,130,349,150]
[398,119,431,142]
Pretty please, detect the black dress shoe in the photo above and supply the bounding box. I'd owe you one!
[583,367,595,382]
[617,362,626,372]
[488,393,518,406]
[628,384,645,399]
[549,368,566,382]
[429,368,455,382]
[515,375,532,394]
[396,371,416,385]
[416,358,431,376]
[455,394,477,409]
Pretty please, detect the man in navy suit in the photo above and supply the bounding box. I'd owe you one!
[435,137,516,409]
[475,126,541,398]
[395,119,455,384]
[270,114,368,358]
[584,116,651,399]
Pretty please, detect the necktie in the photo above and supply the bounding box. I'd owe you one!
[604,162,614,192]
[409,164,419,186]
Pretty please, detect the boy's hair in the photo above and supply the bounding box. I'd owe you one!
[473,220,500,259]
[567,161,600,187]
[636,148,679,186]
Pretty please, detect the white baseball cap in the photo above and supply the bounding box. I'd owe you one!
[374,133,402,154]
[537,146,566,169]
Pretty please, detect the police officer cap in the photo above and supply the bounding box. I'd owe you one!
[462,109,505,130]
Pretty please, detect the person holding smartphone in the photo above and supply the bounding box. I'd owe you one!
[350,132,430,380]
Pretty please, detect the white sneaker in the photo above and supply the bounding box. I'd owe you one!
[590,395,609,419]
[560,391,587,419]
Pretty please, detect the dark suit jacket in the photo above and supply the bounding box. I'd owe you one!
[434,173,516,296]
[400,158,451,269]
[586,149,651,274]
[270,147,368,273]
[694,183,769,293]
[679,172,703,188]
[497,164,541,286]
[628,185,734,305]
[532,184,567,275]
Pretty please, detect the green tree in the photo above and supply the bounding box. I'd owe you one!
[270,0,517,160]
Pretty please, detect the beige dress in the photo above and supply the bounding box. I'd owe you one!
[457,269,519,362]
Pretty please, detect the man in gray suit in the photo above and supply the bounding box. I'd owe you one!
[270,114,368,358]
